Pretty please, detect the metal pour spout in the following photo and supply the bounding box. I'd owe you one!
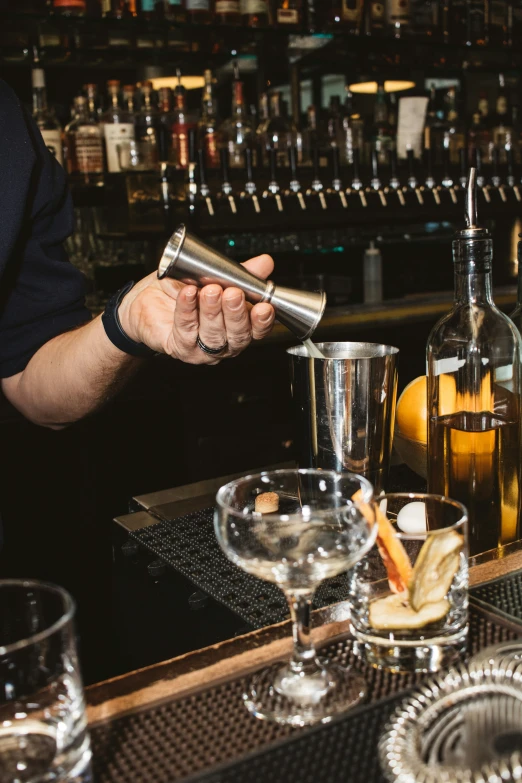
[465,167,478,229]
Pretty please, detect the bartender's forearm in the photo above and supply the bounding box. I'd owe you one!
[1,316,140,429]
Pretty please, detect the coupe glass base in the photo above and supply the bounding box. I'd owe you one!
[352,627,468,673]
[243,661,366,726]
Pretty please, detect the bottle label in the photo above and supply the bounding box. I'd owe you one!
[497,96,508,115]
[104,123,135,172]
[277,7,299,23]
[204,132,220,168]
[53,0,85,6]
[216,0,240,11]
[172,123,196,168]
[75,128,104,173]
[168,0,183,5]
[101,0,111,12]
[342,0,362,21]
[490,0,507,25]
[387,0,411,23]
[185,0,210,8]
[41,129,64,167]
[371,1,385,21]
[240,0,268,13]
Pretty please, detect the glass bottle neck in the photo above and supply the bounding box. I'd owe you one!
[453,237,494,305]
[33,87,47,114]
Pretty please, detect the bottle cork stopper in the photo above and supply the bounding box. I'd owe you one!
[254,492,279,514]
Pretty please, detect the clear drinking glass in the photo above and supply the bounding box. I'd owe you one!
[349,493,468,673]
[0,580,91,783]
[215,469,377,726]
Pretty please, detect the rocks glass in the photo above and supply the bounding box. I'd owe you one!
[349,492,469,672]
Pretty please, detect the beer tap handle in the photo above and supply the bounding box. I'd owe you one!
[198,148,214,216]
[157,124,171,223]
[442,145,458,204]
[491,146,507,201]
[507,145,521,201]
[370,149,387,206]
[267,147,284,212]
[311,146,327,209]
[186,128,197,216]
[407,147,423,204]
[243,147,260,213]
[459,147,467,189]
[331,145,347,207]
[220,147,237,214]
[424,145,441,205]
[288,145,306,210]
[388,148,405,206]
[352,147,367,207]
[475,146,491,203]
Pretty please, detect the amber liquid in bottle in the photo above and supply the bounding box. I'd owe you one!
[427,176,522,557]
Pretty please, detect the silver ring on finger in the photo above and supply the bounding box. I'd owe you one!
[196,334,228,356]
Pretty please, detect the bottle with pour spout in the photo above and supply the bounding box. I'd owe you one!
[427,168,522,557]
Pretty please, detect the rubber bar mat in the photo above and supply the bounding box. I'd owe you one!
[472,570,522,625]
[129,507,351,629]
[91,607,519,783]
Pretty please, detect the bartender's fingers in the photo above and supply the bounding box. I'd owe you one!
[222,289,251,355]
[197,284,228,351]
[171,285,200,354]
[241,254,274,280]
[250,303,275,340]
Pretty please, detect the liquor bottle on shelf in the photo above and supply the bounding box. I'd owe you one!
[478,91,491,127]
[444,86,465,165]
[171,72,197,169]
[301,105,324,166]
[101,0,136,16]
[424,87,446,166]
[32,68,64,167]
[492,73,513,163]
[52,0,86,16]
[102,80,135,174]
[260,92,296,167]
[385,0,411,36]
[341,88,364,164]
[65,96,104,186]
[365,0,386,34]
[185,0,212,23]
[411,0,440,37]
[198,69,221,170]
[84,83,102,120]
[240,0,271,26]
[163,0,186,21]
[136,81,159,166]
[427,169,522,557]
[466,0,488,45]
[327,96,344,156]
[371,81,394,166]
[489,0,510,46]
[214,0,241,24]
[274,0,302,28]
[467,111,491,166]
[221,69,254,168]
[123,84,136,116]
[328,0,364,32]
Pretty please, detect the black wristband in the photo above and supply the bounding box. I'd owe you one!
[102,282,156,359]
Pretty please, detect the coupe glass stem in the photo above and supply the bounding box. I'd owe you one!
[286,591,319,673]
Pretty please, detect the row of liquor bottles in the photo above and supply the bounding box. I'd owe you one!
[31,65,521,185]
[9,0,522,48]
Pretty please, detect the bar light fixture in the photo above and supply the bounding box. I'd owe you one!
[349,80,416,94]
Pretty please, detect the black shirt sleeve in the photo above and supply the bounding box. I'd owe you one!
[0,80,91,379]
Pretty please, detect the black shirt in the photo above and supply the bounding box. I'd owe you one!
[0,79,91,379]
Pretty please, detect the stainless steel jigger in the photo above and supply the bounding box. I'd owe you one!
[157,225,327,340]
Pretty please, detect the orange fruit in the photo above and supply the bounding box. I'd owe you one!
[396,374,457,445]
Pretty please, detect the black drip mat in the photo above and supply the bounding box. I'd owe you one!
[91,608,519,783]
[130,508,351,629]
[472,570,522,624]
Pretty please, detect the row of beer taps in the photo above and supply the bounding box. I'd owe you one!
[160,137,522,220]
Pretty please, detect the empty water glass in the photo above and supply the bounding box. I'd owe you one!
[0,580,91,783]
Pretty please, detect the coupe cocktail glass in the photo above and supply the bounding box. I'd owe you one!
[215,469,376,726]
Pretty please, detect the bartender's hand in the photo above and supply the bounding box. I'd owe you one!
[118,254,276,364]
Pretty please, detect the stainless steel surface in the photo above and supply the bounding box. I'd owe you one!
[288,341,398,491]
[157,225,326,340]
[379,660,522,783]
